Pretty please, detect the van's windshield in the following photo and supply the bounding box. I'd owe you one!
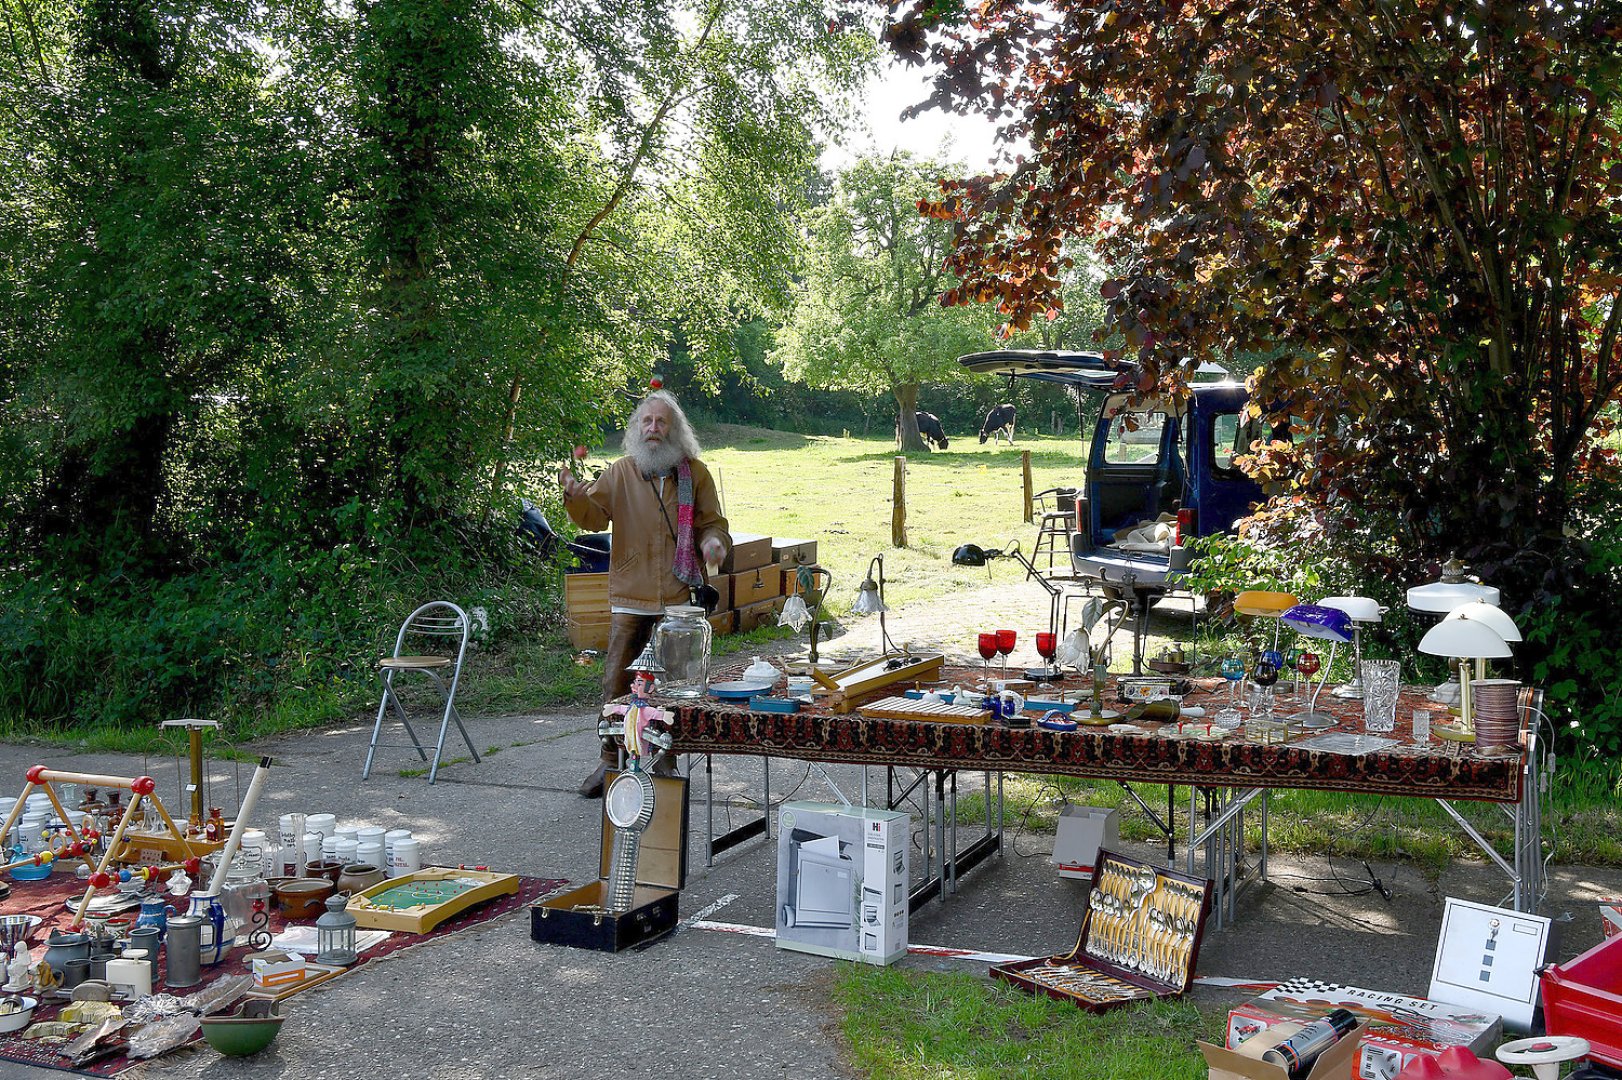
[1102,411,1167,465]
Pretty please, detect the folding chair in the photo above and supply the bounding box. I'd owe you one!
[362,601,480,785]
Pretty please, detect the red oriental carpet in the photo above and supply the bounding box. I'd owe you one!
[0,872,568,1076]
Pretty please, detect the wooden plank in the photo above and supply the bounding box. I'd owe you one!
[859,695,990,724]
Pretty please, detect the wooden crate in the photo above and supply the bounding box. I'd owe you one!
[731,562,781,607]
[736,596,786,633]
[772,538,818,568]
[707,610,737,636]
[723,532,773,574]
[781,564,825,597]
[564,572,609,612]
[567,613,612,651]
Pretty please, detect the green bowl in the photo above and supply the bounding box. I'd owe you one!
[199,1006,285,1057]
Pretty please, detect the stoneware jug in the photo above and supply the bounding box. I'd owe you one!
[133,898,175,939]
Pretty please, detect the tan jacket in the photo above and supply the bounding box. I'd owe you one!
[563,456,731,612]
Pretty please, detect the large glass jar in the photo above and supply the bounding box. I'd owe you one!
[653,605,711,698]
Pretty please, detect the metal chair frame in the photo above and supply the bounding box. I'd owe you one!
[362,601,480,785]
[1030,487,1080,579]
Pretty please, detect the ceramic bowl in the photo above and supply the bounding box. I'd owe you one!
[272,878,334,920]
[200,1000,285,1057]
[336,863,386,894]
[0,995,37,1034]
[303,860,343,884]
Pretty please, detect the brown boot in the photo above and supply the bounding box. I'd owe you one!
[577,761,608,799]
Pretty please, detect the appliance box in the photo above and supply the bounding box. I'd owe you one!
[531,773,689,953]
[722,532,774,574]
[1199,1019,1371,1080]
[992,849,1212,1013]
[775,802,909,966]
[1226,981,1502,1080]
[1051,806,1120,879]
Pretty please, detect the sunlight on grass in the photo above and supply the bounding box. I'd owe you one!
[834,966,1221,1080]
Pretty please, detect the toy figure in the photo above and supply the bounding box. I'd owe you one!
[599,644,675,773]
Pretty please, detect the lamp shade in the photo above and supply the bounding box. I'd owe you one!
[777,594,811,632]
[1418,619,1512,660]
[852,578,887,615]
[1319,595,1383,623]
[951,543,993,567]
[1233,590,1298,617]
[1406,560,1500,612]
[1280,604,1354,644]
[1441,599,1522,643]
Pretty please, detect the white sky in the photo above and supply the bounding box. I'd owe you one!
[822,58,1008,175]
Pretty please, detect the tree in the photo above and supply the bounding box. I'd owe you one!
[887,0,1622,583]
[773,153,1000,451]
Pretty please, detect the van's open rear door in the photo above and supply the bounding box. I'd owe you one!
[957,350,1131,389]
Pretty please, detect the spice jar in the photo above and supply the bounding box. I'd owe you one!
[653,605,711,699]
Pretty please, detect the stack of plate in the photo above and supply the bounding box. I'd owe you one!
[1471,679,1522,749]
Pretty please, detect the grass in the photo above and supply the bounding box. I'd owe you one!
[833,966,1223,1080]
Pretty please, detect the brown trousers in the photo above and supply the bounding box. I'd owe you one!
[600,612,661,768]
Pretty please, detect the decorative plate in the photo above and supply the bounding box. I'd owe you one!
[708,680,775,700]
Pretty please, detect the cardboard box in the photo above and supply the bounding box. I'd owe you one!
[772,538,818,568]
[776,802,908,966]
[1227,981,1501,1080]
[1200,1019,1371,1080]
[736,596,785,633]
[1051,806,1119,879]
[1429,898,1550,1032]
[723,532,773,574]
[250,952,309,988]
[731,562,782,607]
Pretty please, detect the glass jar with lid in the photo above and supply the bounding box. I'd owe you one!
[653,605,711,698]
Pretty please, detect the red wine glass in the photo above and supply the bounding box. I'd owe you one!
[1036,632,1058,681]
[977,633,999,685]
[996,629,1017,680]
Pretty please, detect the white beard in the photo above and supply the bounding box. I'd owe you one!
[628,436,686,477]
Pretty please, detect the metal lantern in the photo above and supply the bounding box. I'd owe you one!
[314,893,357,966]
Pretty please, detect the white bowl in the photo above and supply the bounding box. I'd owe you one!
[0,995,37,1033]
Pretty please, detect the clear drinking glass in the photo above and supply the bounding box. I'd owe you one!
[1361,659,1401,733]
[1412,708,1433,745]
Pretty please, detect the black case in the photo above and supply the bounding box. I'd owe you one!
[531,772,689,952]
[991,848,1212,1012]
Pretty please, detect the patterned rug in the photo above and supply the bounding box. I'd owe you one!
[0,872,567,1076]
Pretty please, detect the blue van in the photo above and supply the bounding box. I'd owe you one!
[958,350,1266,592]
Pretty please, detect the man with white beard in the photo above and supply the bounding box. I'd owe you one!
[560,390,730,797]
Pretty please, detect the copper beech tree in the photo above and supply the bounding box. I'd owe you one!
[887,0,1622,582]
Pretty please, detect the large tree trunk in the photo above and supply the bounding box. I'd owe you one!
[893,383,925,453]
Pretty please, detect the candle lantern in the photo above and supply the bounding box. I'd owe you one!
[314,894,357,966]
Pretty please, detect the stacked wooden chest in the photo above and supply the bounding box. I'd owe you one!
[564,534,819,650]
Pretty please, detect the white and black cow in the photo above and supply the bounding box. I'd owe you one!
[978,403,1017,445]
[897,410,950,450]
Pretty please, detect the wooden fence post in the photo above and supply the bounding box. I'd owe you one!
[892,456,908,548]
[1022,450,1034,523]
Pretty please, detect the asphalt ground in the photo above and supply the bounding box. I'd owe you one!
[0,621,1617,1078]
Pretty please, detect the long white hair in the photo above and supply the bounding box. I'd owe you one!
[622,390,702,474]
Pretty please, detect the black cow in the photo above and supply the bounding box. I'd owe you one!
[896,410,950,450]
[978,404,1017,445]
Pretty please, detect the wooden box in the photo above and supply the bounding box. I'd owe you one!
[531,773,689,953]
[736,596,786,633]
[349,867,521,933]
[781,564,825,598]
[731,562,782,607]
[723,532,773,574]
[567,614,611,651]
[707,609,737,637]
[771,538,818,568]
[990,849,1211,1012]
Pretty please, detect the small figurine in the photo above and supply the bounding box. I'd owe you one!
[600,643,675,773]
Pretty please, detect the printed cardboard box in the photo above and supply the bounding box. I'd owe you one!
[1226,981,1501,1080]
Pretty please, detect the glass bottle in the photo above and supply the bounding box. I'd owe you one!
[652,605,712,699]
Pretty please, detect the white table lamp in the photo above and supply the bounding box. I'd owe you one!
[1418,619,1512,737]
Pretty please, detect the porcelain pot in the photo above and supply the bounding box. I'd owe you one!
[133,899,175,939]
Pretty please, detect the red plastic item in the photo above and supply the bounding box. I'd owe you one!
[1542,931,1622,1067]
[1176,508,1195,545]
[1397,1047,1510,1080]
